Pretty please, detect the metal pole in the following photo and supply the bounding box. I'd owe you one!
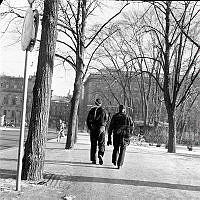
[16,50,29,191]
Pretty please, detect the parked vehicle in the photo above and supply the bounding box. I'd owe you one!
[6,122,15,127]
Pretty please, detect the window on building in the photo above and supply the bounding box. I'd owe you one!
[12,97,16,105]
[19,96,23,104]
[15,96,19,105]
[3,96,8,105]
[11,110,15,118]
[55,107,58,115]
[6,82,9,88]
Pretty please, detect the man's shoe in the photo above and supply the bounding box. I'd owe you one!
[112,162,116,166]
[117,165,122,169]
[98,155,103,165]
[92,161,96,164]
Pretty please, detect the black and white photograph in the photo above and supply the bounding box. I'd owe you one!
[0,0,200,199]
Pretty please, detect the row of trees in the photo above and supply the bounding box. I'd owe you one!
[55,0,128,149]
[1,0,200,181]
[1,0,129,181]
[91,1,200,152]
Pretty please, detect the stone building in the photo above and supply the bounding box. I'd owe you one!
[49,95,71,128]
[0,75,35,126]
[80,72,200,145]
[79,72,162,130]
[0,75,71,128]
[79,73,114,130]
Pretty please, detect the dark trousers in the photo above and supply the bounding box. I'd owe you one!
[90,127,105,162]
[112,144,126,167]
[112,134,127,167]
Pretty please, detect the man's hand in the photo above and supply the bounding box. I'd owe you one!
[107,140,112,146]
[100,126,105,133]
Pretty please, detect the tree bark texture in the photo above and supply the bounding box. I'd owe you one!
[65,69,83,149]
[65,0,86,149]
[22,0,58,181]
[163,1,176,153]
[166,108,176,153]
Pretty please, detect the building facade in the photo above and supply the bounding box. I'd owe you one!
[0,75,71,128]
[49,95,71,128]
[0,75,35,126]
[80,72,200,145]
[80,72,163,130]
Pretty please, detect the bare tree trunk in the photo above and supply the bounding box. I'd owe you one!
[65,0,86,149]
[163,1,176,153]
[167,108,176,152]
[22,0,58,181]
[179,121,186,144]
[65,69,83,149]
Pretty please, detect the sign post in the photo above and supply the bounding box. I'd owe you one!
[16,0,38,191]
[16,49,29,191]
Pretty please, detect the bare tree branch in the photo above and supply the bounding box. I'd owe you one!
[85,2,129,48]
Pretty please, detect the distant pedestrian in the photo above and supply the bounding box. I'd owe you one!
[107,105,134,169]
[56,119,65,142]
[0,115,5,127]
[86,98,109,165]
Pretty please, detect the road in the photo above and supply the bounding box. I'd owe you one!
[0,127,58,150]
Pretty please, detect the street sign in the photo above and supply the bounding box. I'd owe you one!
[27,0,35,4]
[21,8,34,51]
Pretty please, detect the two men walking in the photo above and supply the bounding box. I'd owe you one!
[87,99,134,169]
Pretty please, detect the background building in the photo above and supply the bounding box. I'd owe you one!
[0,75,71,128]
[80,72,165,130]
[49,95,71,128]
[1,73,199,145]
[80,72,200,146]
[0,75,35,126]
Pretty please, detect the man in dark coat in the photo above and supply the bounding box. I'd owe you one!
[107,105,134,169]
[86,98,108,165]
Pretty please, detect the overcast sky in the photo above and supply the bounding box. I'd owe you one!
[0,0,133,96]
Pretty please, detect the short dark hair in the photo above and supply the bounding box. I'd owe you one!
[95,98,102,106]
[119,104,125,112]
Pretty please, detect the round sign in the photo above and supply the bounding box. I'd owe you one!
[27,0,35,4]
[21,8,34,51]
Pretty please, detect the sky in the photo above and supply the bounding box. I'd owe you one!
[0,0,133,96]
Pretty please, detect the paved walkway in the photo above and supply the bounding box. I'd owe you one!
[0,132,200,200]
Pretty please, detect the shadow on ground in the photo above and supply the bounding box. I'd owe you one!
[1,168,200,193]
[44,173,200,192]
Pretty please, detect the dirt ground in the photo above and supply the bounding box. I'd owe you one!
[0,178,74,200]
